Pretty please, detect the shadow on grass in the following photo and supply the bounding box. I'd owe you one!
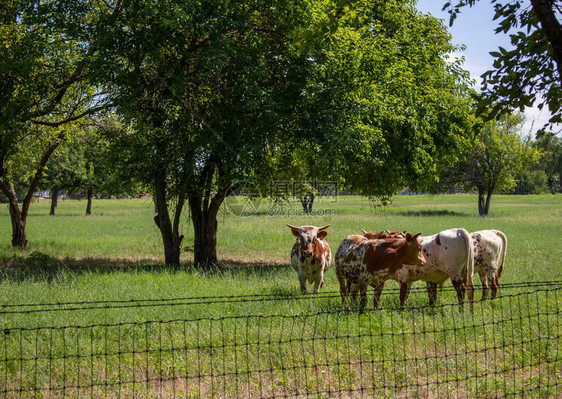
[0,251,291,283]
[388,209,471,217]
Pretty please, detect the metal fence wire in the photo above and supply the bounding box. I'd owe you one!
[1,283,560,398]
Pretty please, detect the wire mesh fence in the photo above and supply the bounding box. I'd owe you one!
[1,283,560,398]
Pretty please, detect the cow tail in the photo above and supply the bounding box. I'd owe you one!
[461,228,475,293]
[494,230,508,279]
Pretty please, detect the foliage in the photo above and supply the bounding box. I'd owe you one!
[307,0,474,198]
[509,169,550,194]
[443,0,562,128]
[438,113,541,214]
[535,130,562,193]
[0,0,109,246]
[40,138,88,196]
[261,0,475,201]
[81,127,142,199]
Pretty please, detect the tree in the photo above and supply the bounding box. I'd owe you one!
[0,1,108,247]
[81,127,142,215]
[510,169,550,194]
[95,0,314,267]
[535,131,562,192]
[293,0,474,199]
[442,113,541,215]
[40,139,87,215]
[443,1,562,127]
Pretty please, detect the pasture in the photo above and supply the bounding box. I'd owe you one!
[0,194,561,397]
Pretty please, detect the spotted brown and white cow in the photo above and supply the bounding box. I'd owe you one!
[288,224,332,294]
[335,233,425,312]
[384,228,475,307]
[471,229,507,300]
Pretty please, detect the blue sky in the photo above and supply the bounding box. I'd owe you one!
[416,0,551,136]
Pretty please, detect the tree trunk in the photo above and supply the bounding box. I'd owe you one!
[478,183,495,216]
[530,0,562,82]
[0,179,28,248]
[478,188,487,216]
[153,166,183,266]
[190,198,219,267]
[50,188,59,215]
[9,199,27,248]
[0,109,66,249]
[484,188,493,215]
[189,159,228,268]
[300,191,314,214]
[86,188,93,215]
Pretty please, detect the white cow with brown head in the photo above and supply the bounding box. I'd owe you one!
[287,224,332,294]
[387,228,475,307]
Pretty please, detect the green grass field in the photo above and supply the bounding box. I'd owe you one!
[0,193,560,319]
[0,195,560,397]
[1,194,561,283]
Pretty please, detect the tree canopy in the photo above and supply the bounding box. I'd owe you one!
[443,0,562,128]
[283,0,474,199]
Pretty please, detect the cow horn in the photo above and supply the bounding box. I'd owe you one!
[318,225,330,231]
[361,229,368,235]
[286,224,299,230]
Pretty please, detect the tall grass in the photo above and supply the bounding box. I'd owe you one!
[0,194,561,303]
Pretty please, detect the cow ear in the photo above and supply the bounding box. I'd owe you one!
[287,224,300,237]
[317,230,328,240]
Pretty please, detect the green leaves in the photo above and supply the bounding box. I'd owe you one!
[443,0,562,130]
[301,0,473,198]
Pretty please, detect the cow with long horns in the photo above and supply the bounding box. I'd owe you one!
[287,224,332,294]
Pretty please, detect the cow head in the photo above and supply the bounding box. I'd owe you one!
[287,224,330,262]
[404,232,426,266]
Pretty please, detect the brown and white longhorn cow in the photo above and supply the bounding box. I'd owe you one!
[335,233,425,312]
[288,224,332,294]
[471,229,507,300]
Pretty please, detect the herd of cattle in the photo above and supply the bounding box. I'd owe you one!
[287,224,507,312]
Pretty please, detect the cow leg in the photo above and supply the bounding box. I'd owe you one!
[452,277,465,309]
[479,270,489,301]
[427,282,438,306]
[399,282,411,307]
[373,281,386,309]
[336,273,348,307]
[313,270,323,294]
[298,271,307,294]
[360,285,368,313]
[351,283,362,306]
[356,281,368,313]
[491,274,500,299]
